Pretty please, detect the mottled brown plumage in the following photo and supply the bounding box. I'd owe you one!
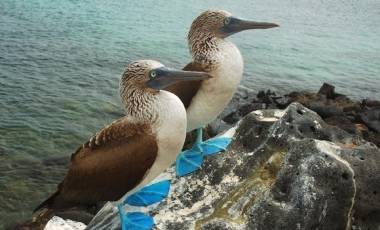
[18,120,157,229]
[50,119,156,208]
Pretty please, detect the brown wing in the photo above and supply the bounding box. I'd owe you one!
[43,117,158,209]
[165,62,205,108]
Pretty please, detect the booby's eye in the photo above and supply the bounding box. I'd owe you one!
[150,71,157,78]
[224,17,231,25]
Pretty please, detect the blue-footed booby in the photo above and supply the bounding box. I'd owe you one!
[166,10,279,176]
[20,60,209,230]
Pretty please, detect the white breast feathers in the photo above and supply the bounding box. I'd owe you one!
[186,40,244,132]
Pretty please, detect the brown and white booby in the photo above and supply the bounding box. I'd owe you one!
[166,10,279,176]
[19,60,209,229]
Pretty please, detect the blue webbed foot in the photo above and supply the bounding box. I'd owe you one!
[118,205,154,230]
[118,180,170,230]
[176,127,232,177]
[124,180,171,206]
[201,136,231,156]
[175,144,203,177]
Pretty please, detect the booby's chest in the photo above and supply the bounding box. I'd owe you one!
[134,91,187,191]
[207,43,244,93]
[186,42,244,131]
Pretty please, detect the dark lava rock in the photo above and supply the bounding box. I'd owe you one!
[84,103,380,230]
[209,83,380,148]
[308,101,344,118]
[362,99,380,108]
[318,82,336,99]
[325,116,357,134]
[360,107,380,133]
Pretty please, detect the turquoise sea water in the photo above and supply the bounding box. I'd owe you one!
[0,0,379,227]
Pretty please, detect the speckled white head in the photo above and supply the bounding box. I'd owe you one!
[120,60,164,95]
[189,9,278,40]
[119,60,210,122]
[187,10,278,69]
[188,10,232,40]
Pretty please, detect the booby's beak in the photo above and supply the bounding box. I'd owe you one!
[146,67,211,90]
[221,17,279,36]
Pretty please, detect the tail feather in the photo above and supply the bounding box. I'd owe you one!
[14,190,94,229]
[13,208,55,230]
[33,190,60,213]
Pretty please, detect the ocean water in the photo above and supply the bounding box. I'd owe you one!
[0,0,379,227]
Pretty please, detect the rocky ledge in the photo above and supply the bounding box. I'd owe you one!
[207,83,380,149]
[47,100,380,230]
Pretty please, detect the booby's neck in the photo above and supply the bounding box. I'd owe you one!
[188,31,230,71]
[120,87,187,131]
[120,85,160,123]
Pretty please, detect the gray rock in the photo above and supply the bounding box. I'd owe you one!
[247,139,356,230]
[65,103,379,230]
